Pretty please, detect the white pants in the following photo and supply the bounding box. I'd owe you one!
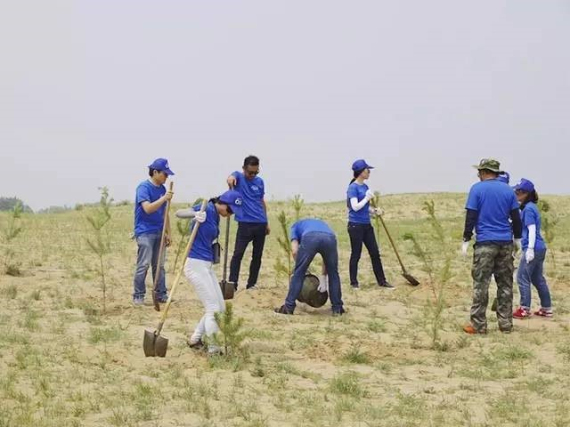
[184,258,225,351]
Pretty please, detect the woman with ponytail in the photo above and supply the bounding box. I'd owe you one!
[346,159,393,290]
[175,190,244,355]
[512,179,553,319]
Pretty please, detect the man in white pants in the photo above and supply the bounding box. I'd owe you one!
[176,190,243,355]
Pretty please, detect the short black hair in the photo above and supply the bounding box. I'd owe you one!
[149,167,158,177]
[243,155,260,168]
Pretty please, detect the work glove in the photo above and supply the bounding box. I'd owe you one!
[525,248,535,263]
[318,275,329,293]
[514,239,522,253]
[461,241,470,257]
[365,189,375,201]
[195,211,207,223]
[372,207,384,217]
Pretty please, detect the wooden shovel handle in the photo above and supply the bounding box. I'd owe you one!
[153,181,174,310]
[156,199,207,334]
[378,214,408,274]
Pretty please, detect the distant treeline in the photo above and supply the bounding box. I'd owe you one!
[0,197,33,213]
[0,197,132,214]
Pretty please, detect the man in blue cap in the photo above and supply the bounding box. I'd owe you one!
[462,159,522,334]
[226,155,269,291]
[274,218,344,316]
[132,158,174,306]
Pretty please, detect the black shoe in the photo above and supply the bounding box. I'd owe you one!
[351,283,360,290]
[156,295,170,303]
[274,305,294,315]
[332,308,346,317]
[186,338,204,349]
[230,282,238,291]
[379,282,395,290]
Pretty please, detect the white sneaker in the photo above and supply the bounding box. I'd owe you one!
[246,285,258,291]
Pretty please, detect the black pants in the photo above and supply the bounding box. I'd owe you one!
[348,222,387,286]
[229,222,267,288]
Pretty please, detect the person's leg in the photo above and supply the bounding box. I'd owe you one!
[494,244,515,332]
[531,250,552,311]
[185,258,223,351]
[321,235,344,313]
[470,245,497,333]
[229,223,253,289]
[247,224,267,288]
[362,224,388,285]
[348,224,364,287]
[284,236,318,312]
[133,234,153,301]
[149,233,168,300]
[516,252,532,310]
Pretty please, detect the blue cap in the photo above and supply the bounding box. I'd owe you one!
[219,190,243,216]
[352,159,374,172]
[497,172,510,184]
[148,158,175,176]
[513,178,535,193]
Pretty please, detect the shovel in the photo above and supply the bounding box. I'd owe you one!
[143,199,207,357]
[377,214,420,287]
[153,182,174,312]
[219,216,235,300]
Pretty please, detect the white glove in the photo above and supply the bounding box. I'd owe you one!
[365,189,375,201]
[195,211,207,223]
[318,275,329,293]
[514,239,522,252]
[372,207,384,217]
[525,248,535,263]
[461,241,469,256]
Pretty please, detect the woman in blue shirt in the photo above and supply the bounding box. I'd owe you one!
[512,179,553,319]
[346,159,393,290]
[176,190,244,355]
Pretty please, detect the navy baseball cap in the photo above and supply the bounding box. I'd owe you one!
[352,159,374,172]
[219,190,243,216]
[513,178,535,193]
[148,158,175,176]
[497,172,510,184]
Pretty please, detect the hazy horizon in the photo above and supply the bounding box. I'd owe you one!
[2,1,569,210]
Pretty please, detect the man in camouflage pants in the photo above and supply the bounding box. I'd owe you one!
[461,159,522,334]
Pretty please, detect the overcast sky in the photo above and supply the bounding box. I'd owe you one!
[1,1,569,210]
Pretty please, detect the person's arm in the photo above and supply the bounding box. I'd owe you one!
[463,209,479,242]
[291,240,299,259]
[263,198,270,235]
[141,192,172,215]
[227,171,240,189]
[350,193,374,212]
[510,209,523,239]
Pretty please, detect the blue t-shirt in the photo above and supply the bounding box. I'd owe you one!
[290,219,335,243]
[346,182,370,224]
[520,202,546,251]
[465,179,519,243]
[188,202,220,262]
[134,180,166,237]
[231,171,267,224]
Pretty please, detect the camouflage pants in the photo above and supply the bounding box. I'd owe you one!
[470,244,514,332]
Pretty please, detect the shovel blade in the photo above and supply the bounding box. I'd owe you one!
[143,329,169,358]
[219,280,235,300]
[402,273,420,287]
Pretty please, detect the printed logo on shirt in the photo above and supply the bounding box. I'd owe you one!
[251,185,260,192]
[235,198,243,206]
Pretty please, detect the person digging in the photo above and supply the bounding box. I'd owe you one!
[274,218,345,316]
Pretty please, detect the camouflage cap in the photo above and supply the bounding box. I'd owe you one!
[473,158,502,173]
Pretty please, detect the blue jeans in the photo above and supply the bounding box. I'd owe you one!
[285,232,344,313]
[133,232,167,300]
[517,249,551,309]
